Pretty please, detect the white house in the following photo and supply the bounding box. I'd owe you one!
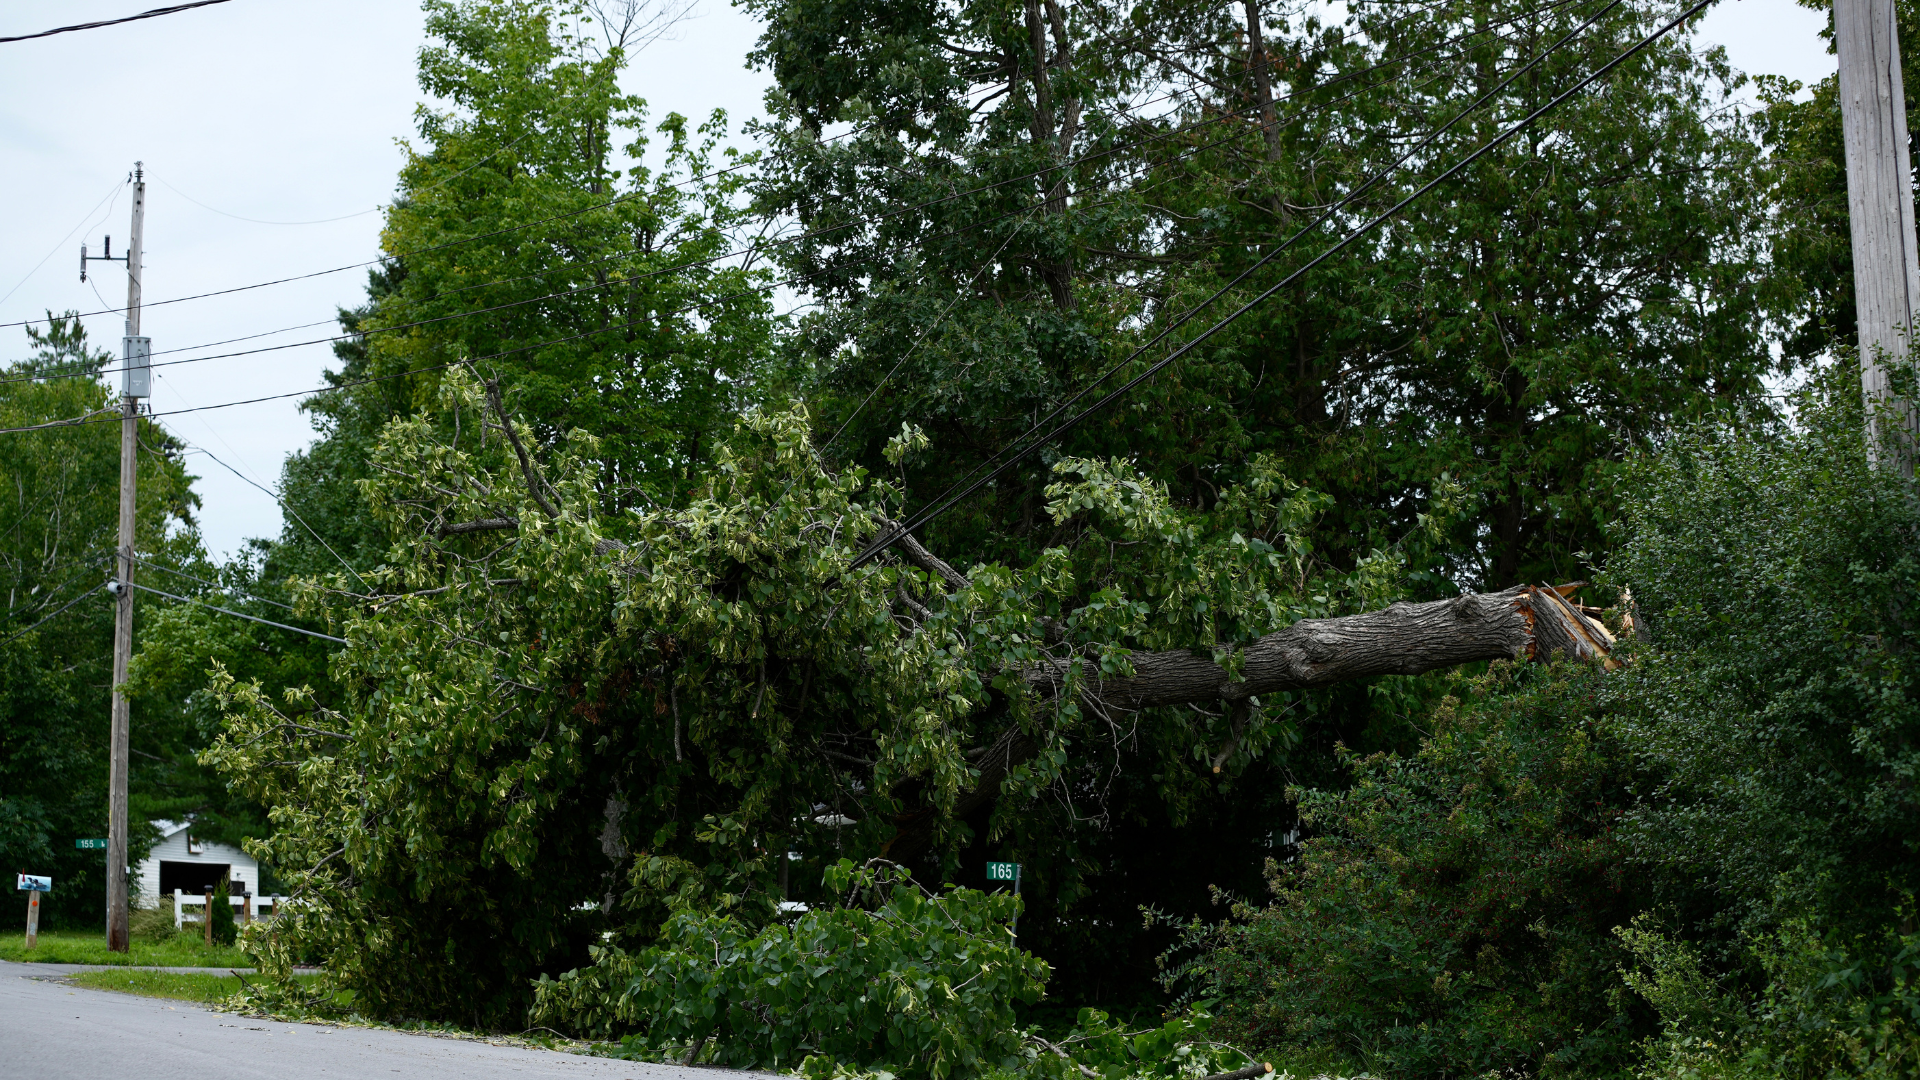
[134,820,261,909]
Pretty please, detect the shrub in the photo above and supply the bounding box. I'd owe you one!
[129,896,177,943]
[210,881,237,947]
[532,861,1048,1079]
[1173,663,1649,1078]
[1622,914,1920,1080]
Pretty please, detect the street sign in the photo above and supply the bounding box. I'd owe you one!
[17,874,52,893]
[75,838,108,850]
[986,861,1020,883]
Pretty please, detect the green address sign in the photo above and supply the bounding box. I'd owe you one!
[75,839,108,850]
[985,861,1020,883]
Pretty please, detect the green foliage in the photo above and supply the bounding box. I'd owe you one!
[532,859,1264,1080]
[321,0,780,521]
[209,881,238,947]
[1622,915,1920,1080]
[532,861,1047,1078]
[1173,662,1646,1077]
[171,0,1886,1052]
[1607,359,1920,944]
[205,365,1373,1026]
[0,314,203,928]
[129,897,178,943]
[752,0,1787,588]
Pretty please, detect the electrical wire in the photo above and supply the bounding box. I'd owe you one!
[128,555,296,612]
[852,0,1712,571]
[0,0,236,45]
[0,177,125,310]
[0,0,1573,336]
[0,581,110,649]
[129,582,346,643]
[0,0,1576,393]
[172,435,371,590]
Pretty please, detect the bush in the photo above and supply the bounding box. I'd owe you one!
[1608,361,1920,942]
[532,861,1048,1079]
[129,896,177,943]
[1623,914,1920,1080]
[209,882,237,947]
[1173,663,1649,1078]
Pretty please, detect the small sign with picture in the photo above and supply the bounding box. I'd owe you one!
[17,874,52,893]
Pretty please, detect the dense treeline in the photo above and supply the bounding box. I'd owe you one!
[4,0,1915,1076]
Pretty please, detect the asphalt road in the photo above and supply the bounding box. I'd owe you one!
[0,960,699,1080]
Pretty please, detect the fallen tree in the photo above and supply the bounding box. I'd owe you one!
[206,387,1625,1025]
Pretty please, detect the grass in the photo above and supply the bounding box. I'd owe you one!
[1,928,252,967]
[67,968,332,1004]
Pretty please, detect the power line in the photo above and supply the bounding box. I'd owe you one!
[0,0,1569,337]
[0,3,1564,437]
[172,435,371,590]
[129,582,346,643]
[1,0,1567,393]
[0,581,110,650]
[0,0,236,45]
[853,0,1712,571]
[128,555,297,612]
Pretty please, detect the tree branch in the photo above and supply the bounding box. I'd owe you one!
[1017,585,1601,709]
[440,518,519,537]
[885,585,1611,863]
[484,377,560,520]
[877,518,969,592]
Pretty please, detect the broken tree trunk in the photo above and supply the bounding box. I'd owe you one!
[1021,583,1612,709]
[883,583,1613,861]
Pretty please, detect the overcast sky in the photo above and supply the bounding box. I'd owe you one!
[0,0,1833,562]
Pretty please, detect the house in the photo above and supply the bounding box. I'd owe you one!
[134,820,260,908]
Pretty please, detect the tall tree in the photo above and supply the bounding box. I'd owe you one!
[0,315,202,926]
[748,0,1786,585]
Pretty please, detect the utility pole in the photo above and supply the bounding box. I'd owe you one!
[1836,0,1920,472]
[106,164,147,952]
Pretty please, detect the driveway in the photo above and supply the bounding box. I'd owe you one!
[0,959,704,1080]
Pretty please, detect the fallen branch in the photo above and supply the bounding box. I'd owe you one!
[1021,585,1609,710]
[886,585,1611,862]
[1203,1064,1274,1080]
[484,377,559,520]
[440,517,518,537]
[876,517,969,592]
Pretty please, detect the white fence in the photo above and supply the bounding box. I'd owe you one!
[174,889,290,929]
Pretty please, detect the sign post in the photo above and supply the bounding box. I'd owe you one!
[18,874,52,950]
[986,861,1022,942]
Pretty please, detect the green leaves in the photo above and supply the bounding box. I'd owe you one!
[534,861,1047,1079]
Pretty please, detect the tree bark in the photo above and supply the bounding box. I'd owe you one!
[1022,583,1610,709]
[883,584,1611,862]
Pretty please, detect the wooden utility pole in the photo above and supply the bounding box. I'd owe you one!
[1836,0,1920,472]
[105,164,148,953]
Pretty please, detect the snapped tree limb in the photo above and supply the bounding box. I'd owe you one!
[1021,584,1614,710]
[884,584,1614,862]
